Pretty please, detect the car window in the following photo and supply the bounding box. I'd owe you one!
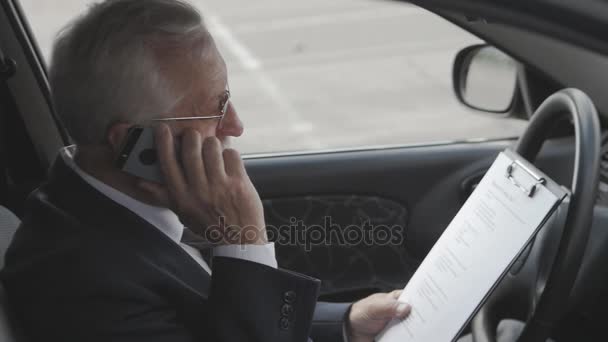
[20,0,526,155]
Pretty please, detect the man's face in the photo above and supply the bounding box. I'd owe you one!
[118,44,245,208]
[160,43,243,147]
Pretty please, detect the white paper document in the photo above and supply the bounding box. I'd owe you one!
[378,151,566,342]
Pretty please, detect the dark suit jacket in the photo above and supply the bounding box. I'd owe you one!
[1,156,349,342]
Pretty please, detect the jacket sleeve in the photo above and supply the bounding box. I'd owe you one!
[209,257,321,342]
[3,254,321,342]
[310,302,352,342]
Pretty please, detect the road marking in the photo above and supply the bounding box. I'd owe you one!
[206,15,261,71]
[232,6,423,34]
[258,38,480,71]
[202,9,323,149]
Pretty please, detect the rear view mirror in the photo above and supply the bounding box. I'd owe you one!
[453,44,518,113]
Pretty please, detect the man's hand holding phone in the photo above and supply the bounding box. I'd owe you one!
[140,124,267,245]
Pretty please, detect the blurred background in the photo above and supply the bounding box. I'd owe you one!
[20,0,526,154]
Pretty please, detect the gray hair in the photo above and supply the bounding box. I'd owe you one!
[49,0,212,145]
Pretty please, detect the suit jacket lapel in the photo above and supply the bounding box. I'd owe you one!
[43,155,212,296]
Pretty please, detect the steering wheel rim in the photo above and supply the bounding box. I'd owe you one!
[471,88,602,342]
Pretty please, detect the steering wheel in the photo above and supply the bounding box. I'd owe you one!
[471,88,601,342]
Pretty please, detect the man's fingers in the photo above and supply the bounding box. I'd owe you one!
[395,302,411,318]
[363,295,402,320]
[202,137,226,182]
[387,291,410,318]
[182,129,207,190]
[155,124,187,196]
[223,148,246,177]
[364,293,411,320]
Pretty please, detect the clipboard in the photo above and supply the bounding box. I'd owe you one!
[377,149,568,342]
[502,149,568,200]
[448,149,569,340]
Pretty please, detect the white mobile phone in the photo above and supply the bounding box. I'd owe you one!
[116,126,165,183]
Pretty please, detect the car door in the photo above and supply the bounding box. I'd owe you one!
[4,0,577,305]
[248,136,577,302]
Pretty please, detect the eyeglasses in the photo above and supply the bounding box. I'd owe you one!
[150,89,231,123]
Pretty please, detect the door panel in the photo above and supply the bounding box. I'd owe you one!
[245,138,575,300]
[264,195,415,301]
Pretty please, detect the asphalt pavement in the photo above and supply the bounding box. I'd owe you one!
[20,0,526,154]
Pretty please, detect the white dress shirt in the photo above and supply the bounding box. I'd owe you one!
[60,146,278,274]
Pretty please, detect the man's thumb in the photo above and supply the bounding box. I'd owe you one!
[366,296,411,319]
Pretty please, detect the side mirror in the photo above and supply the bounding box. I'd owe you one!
[453,44,518,114]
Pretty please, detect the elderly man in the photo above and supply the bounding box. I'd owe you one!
[1,0,410,341]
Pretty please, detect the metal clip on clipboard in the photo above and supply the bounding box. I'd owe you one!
[505,160,546,198]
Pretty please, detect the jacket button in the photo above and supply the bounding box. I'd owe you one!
[284,290,296,303]
[279,317,290,330]
[281,303,294,318]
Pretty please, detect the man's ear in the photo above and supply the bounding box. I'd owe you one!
[106,122,134,154]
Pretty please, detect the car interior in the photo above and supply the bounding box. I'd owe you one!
[1,0,608,341]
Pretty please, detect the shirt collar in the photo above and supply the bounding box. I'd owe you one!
[59,146,184,243]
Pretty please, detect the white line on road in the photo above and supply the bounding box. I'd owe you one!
[206,15,262,71]
[202,8,324,149]
[231,6,424,34]
[258,38,480,72]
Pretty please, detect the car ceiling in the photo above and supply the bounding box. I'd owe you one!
[405,0,608,123]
